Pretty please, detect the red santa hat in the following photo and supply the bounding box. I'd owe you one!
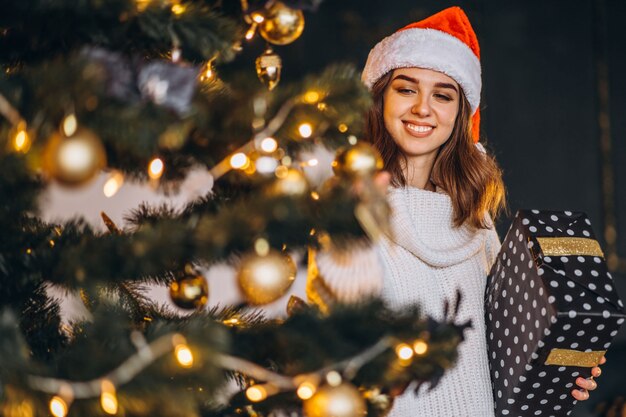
[362,6,482,142]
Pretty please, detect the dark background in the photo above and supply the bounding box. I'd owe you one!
[240,1,626,415]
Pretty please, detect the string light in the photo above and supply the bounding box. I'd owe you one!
[148,158,164,179]
[103,171,125,198]
[256,156,278,174]
[310,191,320,200]
[245,23,257,40]
[254,238,270,256]
[199,62,217,83]
[296,382,317,400]
[298,123,313,138]
[229,152,249,169]
[413,339,428,355]
[325,371,342,387]
[260,137,278,153]
[338,123,348,133]
[49,397,68,417]
[348,135,358,145]
[251,12,265,23]
[307,158,318,167]
[12,122,31,153]
[395,343,414,360]
[222,317,240,326]
[171,3,185,15]
[62,114,78,137]
[135,0,151,11]
[100,380,118,415]
[303,91,320,104]
[175,344,194,368]
[246,385,267,402]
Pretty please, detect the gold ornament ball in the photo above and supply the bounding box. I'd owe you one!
[303,383,367,417]
[258,1,305,45]
[43,129,107,186]
[169,273,209,310]
[237,250,296,305]
[332,142,383,178]
[255,48,282,91]
[267,168,309,196]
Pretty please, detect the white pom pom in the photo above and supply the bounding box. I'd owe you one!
[315,243,383,303]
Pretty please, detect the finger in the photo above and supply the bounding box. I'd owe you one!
[571,389,590,401]
[373,171,391,194]
[592,366,602,378]
[576,377,597,391]
[600,356,607,365]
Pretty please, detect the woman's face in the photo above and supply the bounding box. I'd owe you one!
[383,67,460,165]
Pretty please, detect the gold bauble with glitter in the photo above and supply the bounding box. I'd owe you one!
[303,383,367,417]
[237,250,296,305]
[363,387,394,417]
[258,1,305,46]
[43,129,107,186]
[169,272,209,310]
[332,143,383,178]
[266,168,308,196]
[255,48,282,91]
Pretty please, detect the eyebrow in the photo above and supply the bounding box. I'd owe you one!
[391,74,459,93]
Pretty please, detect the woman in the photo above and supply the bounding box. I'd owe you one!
[314,6,604,416]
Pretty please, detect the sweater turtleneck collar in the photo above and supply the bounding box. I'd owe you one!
[385,186,488,267]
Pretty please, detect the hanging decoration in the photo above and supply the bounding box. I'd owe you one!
[42,128,107,187]
[255,47,282,91]
[237,249,297,305]
[258,1,305,46]
[169,266,209,310]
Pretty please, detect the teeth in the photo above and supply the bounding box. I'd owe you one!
[406,123,433,133]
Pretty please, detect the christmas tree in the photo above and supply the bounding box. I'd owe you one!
[0,1,471,416]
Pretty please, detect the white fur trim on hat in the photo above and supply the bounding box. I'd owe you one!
[362,28,481,112]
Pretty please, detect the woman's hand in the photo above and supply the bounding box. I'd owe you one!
[571,356,606,401]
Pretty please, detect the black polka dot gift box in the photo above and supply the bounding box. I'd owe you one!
[485,209,626,417]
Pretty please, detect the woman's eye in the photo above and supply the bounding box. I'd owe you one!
[397,88,415,94]
[434,93,452,101]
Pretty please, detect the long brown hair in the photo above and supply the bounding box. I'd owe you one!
[364,71,506,229]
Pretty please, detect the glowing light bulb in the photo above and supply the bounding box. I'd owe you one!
[338,123,348,133]
[307,158,318,167]
[103,171,125,198]
[229,153,249,169]
[251,12,265,23]
[246,386,267,402]
[171,3,185,14]
[254,238,270,256]
[148,158,164,179]
[62,114,78,137]
[49,397,68,417]
[297,382,316,400]
[310,191,320,200]
[200,62,216,83]
[13,123,31,152]
[325,371,342,387]
[245,23,257,40]
[100,380,118,415]
[298,123,313,138]
[260,137,278,153]
[395,343,414,360]
[175,344,194,368]
[413,339,428,355]
[303,91,320,104]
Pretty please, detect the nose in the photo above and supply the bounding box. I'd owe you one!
[411,94,430,117]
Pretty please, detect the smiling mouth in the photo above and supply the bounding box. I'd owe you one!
[404,122,434,134]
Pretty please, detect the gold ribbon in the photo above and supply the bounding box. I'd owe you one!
[537,237,604,258]
[544,348,606,367]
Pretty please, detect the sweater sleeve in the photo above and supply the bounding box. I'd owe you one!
[307,242,384,308]
[484,226,501,269]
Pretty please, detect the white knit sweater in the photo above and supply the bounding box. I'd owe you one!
[317,186,501,417]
